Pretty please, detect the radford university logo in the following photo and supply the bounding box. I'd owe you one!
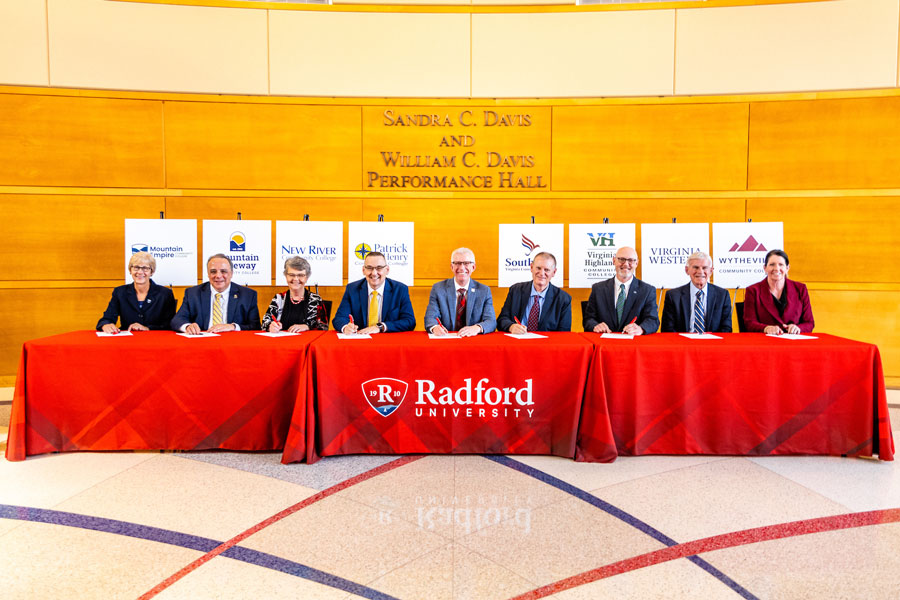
[361,378,408,417]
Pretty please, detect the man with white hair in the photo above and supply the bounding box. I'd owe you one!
[661,251,732,333]
[424,247,496,337]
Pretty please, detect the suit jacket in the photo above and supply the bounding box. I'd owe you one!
[96,280,176,331]
[583,277,659,334]
[742,278,814,333]
[661,283,733,333]
[423,278,496,334]
[170,282,260,331]
[332,278,416,332]
[497,281,572,332]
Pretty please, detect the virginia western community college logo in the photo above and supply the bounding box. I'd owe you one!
[230,232,246,252]
[362,378,408,417]
[354,243,373,260]
[131,243,149,253]
[729,235,767,252]
[521,234,539,256]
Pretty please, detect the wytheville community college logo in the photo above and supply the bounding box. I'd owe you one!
[521,234,539,256]
[354,243,373,260]
[230,232,246,252]
[729,235,767,252]
[361,378,408,417]
[131,243,149,253]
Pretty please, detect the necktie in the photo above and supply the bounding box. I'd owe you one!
[692,289,705,334]
[212,293,224,326]
[527,295,540,331]
[368,290,379,327]
[615,283,626,325]
[455,289,467,330]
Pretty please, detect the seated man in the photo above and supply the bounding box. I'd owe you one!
[583,246,658,335]
[333,251,416,334]
[662,251,732,333]
[498,252,571,332]
[424,247,496,337]
[171,253,260,333]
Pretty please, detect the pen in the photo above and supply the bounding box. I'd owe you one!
[436,317,445,331]
[622,317,637,333]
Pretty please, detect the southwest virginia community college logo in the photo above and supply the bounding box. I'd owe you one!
[521,234,539,256]
[362,377,537,419]
[230,232,246,252]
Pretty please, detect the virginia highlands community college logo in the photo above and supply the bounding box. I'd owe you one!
[730,235,767,252]
[521,234,539,256]
[362,377,409,417]
[131,243,149,254]
[355,243,373,260]
[230,232,246,252]
[587,233,616,247]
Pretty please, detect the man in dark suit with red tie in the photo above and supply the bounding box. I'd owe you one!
[661,251,732,333]
[498,252,572,332]
[583,246,659,335]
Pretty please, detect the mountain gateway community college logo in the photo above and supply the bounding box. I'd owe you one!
[230,232,246,252]
[361,378,409,417]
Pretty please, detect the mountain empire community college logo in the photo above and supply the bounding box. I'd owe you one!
[355,243,373,260]
[362,378,409,417]
[131,243,149,253]
[230,232,246,252]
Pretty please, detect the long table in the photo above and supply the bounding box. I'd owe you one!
[283,331,594,464]
[576,332,895,462]
[5,330,323,461]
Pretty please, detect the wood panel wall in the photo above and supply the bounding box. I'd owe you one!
[1,89,899,387]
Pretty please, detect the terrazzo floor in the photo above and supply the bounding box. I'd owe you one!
[1,388,898,600]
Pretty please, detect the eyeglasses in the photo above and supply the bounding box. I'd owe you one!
[615,257,638,265]
[285,272,307,280]
[131,266,152,272]
[363,265,387,272]
[451,261,474,267]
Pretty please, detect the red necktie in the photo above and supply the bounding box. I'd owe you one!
[527,295,540,331]
[455,289,467,330]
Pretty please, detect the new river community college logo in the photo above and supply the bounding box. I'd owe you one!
[131,243,149,254]
[729,235,767,252]
[355,243,373,260]
[230,232,246,252]
[521,234,539,256]
[361,377,409,417]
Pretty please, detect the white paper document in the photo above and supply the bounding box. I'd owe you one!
[429,333,461,339]
[767,333,818,340]
[680,333,723,340]
[255,331,300,337]
[337,333,372,340]
[601,333,634,340]
[96,331,133,337]
[504,332,548,340]
[176,332,220,338]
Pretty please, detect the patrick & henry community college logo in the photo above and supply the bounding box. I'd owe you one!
[354,243,373,260]
[361,377,409,417]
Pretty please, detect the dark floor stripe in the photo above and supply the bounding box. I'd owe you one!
[487,456,758,600]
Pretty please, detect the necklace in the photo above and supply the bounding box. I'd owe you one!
[289,291,304,304]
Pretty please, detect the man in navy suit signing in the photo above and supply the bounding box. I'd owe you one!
[171,254,260,334]
[333,251,416,334]
[583,246,658,335]
[498,252,572,333]
[424,247,496,337]
[661,251,732,333]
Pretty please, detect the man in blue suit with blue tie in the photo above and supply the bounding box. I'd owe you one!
[333,251,416,334]
[171,254,260,334]
[661,251,732,333]
[424,248,496,337]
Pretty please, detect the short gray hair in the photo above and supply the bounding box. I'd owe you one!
[686,251,712,264]
[451,247,475,262]
[207,253,233,270]
[284,256,311,276]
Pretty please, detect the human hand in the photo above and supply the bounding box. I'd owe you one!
[458,325,481,337]
[593,323,611,334]
[127,323,148,332]
[101,323,119,334]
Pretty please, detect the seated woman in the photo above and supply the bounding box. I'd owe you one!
[97,251,177,333]
[262,256,329,332]
[743,249,814,335]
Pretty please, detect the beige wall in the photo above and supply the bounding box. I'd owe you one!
[2,0,898,97]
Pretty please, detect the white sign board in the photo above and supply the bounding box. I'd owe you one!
[347,222,415,286]
[275,221,343,287]
[498,224,564,288]
[712,222,784,288]
[568,223,637,288]
[124,219,197,286]
[202,220,271,286]
[640,223,709,289]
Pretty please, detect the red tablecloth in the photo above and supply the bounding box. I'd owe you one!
[576,332,894,462]
[284,331,593,463]
[5,330,324,461]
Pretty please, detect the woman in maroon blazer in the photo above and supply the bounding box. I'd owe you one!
[743,249,814,335]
